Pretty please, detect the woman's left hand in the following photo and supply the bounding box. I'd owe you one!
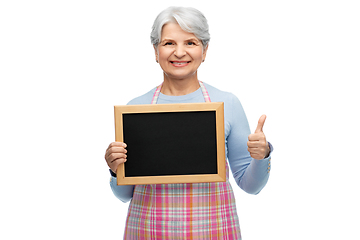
[247,115,270,160]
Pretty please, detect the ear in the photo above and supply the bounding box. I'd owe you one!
[202,44,209,62]
[153,44,159,62]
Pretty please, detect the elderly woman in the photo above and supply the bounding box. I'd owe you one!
[105,6,272,239]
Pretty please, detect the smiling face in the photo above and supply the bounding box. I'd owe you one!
[155,22,208,82]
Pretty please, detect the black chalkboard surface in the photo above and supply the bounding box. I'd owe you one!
[114,103,225,185]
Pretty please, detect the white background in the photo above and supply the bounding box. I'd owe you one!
[1,0,359,239]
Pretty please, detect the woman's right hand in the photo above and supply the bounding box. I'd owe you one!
[105,142,127,174]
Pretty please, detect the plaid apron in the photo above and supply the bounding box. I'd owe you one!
[124,81,241,239]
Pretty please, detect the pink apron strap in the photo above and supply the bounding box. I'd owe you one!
[151,83,163,104]
[151,81,211,104]
[199,81,211,102]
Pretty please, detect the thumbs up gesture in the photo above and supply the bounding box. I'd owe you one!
[247,115,270,160]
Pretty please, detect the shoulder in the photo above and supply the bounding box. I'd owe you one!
[203,82,240,105]
[126,87,157,105]
[203,82,247,124]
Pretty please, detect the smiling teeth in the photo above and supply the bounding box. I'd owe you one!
[172,62,188,65]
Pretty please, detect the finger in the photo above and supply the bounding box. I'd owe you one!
[105,142,127,159]
[106,142,127,151]
[247,141,264,148]
[106,153,127,163]
[248,133,266,142]
[248,146,267,154]
[105,148,127,161]
[247,147,258,154]
[255,115,266,133]
[105,148,127,160]
[248,145,269,160]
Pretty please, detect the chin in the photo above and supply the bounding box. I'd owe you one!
[164,72,197,81]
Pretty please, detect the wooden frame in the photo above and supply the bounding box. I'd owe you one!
[114,102,225,185]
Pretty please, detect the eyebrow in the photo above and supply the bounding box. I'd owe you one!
[161,38,200,43]
[160,38,173,43]
[186,38,200,42]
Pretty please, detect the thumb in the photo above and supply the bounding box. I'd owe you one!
[255,114,266,133]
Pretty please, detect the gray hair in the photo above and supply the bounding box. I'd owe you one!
[150,6,210,49]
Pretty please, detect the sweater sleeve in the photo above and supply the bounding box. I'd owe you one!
[110,177,135,203]
[226,94,272,195]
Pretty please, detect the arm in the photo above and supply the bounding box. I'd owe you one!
[226,95,272,195]
[105,142,135,202]
[110,176,134,203]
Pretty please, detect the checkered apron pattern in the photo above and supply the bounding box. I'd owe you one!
[124,81,241,239]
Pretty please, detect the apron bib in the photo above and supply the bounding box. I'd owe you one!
[124,81,241,240]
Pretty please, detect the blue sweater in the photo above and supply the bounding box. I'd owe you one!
[110,82,272,202]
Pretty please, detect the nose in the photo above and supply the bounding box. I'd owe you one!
[174,45,186,58]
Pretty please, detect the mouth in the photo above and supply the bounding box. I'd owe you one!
[170,61,191,67]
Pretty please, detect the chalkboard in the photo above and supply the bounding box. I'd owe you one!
[114,102,225,185]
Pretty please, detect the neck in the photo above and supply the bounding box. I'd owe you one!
[161,74,200,96]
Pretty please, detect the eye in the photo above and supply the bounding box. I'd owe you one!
[164,42,174,46]
[187,41,196,46]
